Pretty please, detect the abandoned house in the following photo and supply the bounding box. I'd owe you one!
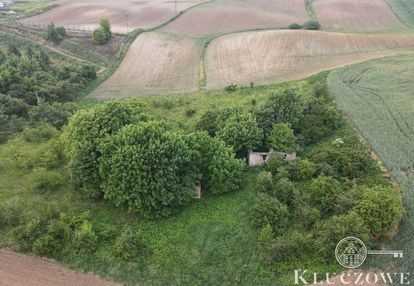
[248,149,297,166]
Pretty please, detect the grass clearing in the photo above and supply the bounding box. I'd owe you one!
[328,53,414,273]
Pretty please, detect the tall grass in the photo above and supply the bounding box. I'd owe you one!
[328,54,414,273]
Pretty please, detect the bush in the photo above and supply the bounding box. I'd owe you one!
[255,171,273,194]
[29,167,63,192]
[309,176,342,216]
[303,20,321,30]
[21,124,59,143]
[249,193,289,235]
[224,84,238,93]
[266,123,297,153]
[33,220,69,257]
[72,220,98,255]
[45,23,66,44]
[92,17,112,45]
[14,218,46,252]
[353,186,403,237]
[0,199,26,228]
[185,106,197,117]
[287,159,316,181]
[113,227,150,261]
[273,177,298,208]
[264,152,286,175]
[316,212,370,261]
[288,23,302,29]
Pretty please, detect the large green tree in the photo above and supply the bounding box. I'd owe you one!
[266,123,297,153]
[99,121,197,218]
[216,110,263,157]
[186,131,245,194]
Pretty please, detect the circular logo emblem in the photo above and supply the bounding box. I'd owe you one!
[335,237,367,269]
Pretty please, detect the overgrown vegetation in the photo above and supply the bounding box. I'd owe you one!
[328,54,414,274]
[0,45,96,141]
[44,22,66,44]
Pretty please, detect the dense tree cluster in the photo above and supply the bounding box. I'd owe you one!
[64,101,244,218]
[45,23,67,45]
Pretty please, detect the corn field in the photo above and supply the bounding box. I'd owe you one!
[328,53,414,273]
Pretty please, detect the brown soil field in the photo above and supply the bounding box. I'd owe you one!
[313,0,406,32]
[91,32,200,99]
[21,0,205,33]
[205,30,414,89]
[0,249,120,286]
[160,0,309,37]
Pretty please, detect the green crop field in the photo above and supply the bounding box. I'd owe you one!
[328,53,414,272]
[386,0,414,27]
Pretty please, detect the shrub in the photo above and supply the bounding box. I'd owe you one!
[29,167,63,192]
[287,159,316,181]
[45,23,66,44]
[185,106,197,117]
[14,218,46,252]
[21,124,59,143]
[0,199,26,228]
[33,220,70,257]
[310,176,342,215]
[72,220,98,255]
[288,23,302,29]
[264,152,286,175]
[353,186,403,237]
[255,171,274,194]
[92,17,112,45]
[303,20,321,30]
[273,177,298,208]
[266,123,297,153]
[316,212,370,261]
[113,227,150,261]
[224,84,238,92]
[249,193,289,235]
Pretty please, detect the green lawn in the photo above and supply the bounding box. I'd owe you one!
[328,53,414,273]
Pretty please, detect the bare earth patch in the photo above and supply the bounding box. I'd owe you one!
[160,0,308,37]
[205,30,414,89]
[91,32,200,99]
[0,249,120,286]
[313,0,406,32]
[21,0,205,33]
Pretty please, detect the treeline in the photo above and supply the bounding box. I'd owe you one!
[0,45,97,141]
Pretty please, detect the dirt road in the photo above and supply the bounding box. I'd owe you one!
[0,249,120,286]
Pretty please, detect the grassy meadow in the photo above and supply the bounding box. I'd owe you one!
[328,53,414,272]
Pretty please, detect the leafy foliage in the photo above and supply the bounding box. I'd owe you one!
[45,23,67,45]
[266,123,297,152]
[92,17,112,45]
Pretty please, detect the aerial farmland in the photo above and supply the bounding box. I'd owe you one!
[1,0,414,285]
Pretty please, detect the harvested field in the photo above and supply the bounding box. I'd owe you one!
[91,32,200,99]
[160,0,309,37]
[0,249,120,286]
[21,0,205,33]
[205,30,414,89]
[313,0,406,32]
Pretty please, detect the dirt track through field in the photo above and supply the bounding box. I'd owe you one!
[0,249,120,286]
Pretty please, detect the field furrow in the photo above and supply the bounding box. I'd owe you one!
[313,0,406,32]
[159,0,309,37]
[21,0,206,33]
[205,30,414,89]
[90,32,200,99]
